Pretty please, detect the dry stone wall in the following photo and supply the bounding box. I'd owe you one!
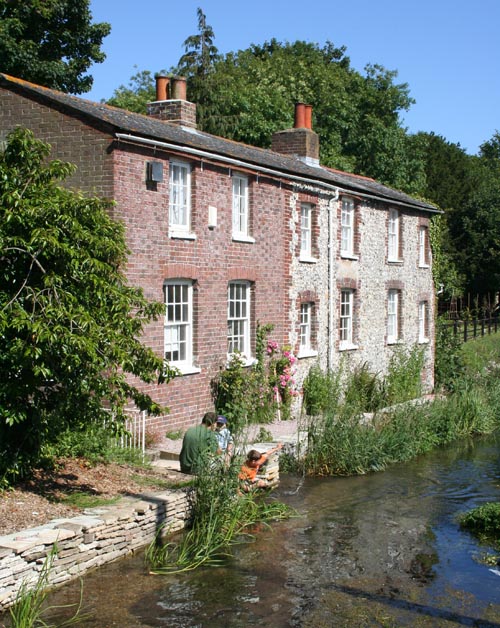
[0,489,190,612]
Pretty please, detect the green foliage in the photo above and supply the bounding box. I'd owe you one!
[434,318,466,391]
[212,323,297,428]
[302,365,342,416]
[303,345,424,418]
[428,215,464,300]
[0,0,110,93]
[106,68,158,113]
[146,456,293,574]
[301,353,500,477]
[9,545,88,627]
[0,128,176,486]
[459,502,500,546]
[344,362,384,413]
[383,345,424,405]
[108,29,425,192]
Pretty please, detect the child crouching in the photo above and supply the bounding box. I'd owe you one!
[238,443,283,492]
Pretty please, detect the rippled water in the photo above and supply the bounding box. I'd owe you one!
[16,436,500,626]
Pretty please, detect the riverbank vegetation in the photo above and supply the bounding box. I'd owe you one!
[146,455,293,574]
[298,331,500,477]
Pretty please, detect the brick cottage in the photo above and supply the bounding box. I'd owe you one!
[0,73,439,433]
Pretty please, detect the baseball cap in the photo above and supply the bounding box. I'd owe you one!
[216,416,227,424]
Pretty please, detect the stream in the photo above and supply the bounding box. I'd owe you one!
[17,435,500,626]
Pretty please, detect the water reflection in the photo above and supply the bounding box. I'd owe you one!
[9,435,500,627]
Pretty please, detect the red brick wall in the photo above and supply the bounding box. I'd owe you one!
[0,89,114,200]
[112,148,290,430]
[0,87,291,432]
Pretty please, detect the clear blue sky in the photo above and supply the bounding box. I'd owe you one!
[88,0,499,156]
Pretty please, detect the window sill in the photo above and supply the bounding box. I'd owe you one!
[169,230,197,240]
[232,234,255,244]
[339,342,358,352]
[387,258,403,264]
[418,263,430,269]
[418,338,430,345]
[340,253,359,261]
[387,339,402,346]
[299,255,319,264]
[298,349,318,359]
[175,365,201,376]
[227,354,256,367]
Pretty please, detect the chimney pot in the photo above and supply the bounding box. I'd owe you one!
[155,75,170,101]
[171,76,187,101]
[304,104,313,130]
[294,103,306,129]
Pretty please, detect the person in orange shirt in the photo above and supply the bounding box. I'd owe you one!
[238,443,283,492]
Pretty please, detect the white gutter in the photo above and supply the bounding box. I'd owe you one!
[327,194,338,371]
[114,132,438,213]
[116,132,340,196]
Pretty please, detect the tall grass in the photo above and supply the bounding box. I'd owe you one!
[300,339,500,477]
[8,546,88,627]
[146,453,293,574]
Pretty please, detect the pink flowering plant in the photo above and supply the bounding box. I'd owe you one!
[267,342,299,420]
[212,322,298,426]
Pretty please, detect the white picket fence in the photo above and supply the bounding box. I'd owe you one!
[103,408,147,456]
[120,408,147,454]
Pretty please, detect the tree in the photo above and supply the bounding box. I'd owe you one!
[110,28,424,192]
[0,0,110,93]
[106,68,158,114]
[0,128,175,485]
[176,7,219,80]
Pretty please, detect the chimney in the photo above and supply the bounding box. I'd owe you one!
[147,75,197,128]
[271,102,319,166]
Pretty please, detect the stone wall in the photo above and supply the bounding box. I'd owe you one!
[0,489,190,612]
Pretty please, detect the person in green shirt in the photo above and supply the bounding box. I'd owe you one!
[179,411,218,474]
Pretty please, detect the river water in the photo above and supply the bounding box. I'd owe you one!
[30,436,500,626]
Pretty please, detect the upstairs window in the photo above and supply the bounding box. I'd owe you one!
[232,174,249,238]
[388,208,400,261]
[164,281,193,369]
[341,197,355,257]
[227,281,251,358]
[169,161,191,232]
[300,203,312,258]
[387,289,401,343]
[419,226,429,267]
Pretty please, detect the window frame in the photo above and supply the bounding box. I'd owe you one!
[300,202,313,259]
[419,226,429,267]
[418,300,429,343]
[227,281,251,360]
[232,173,252,241]
[340,197,355,258]
[168,160,191,235]
[164,280,198,374]
[387,289,400,344]
[388,208,400,262]
[339,289,355,350]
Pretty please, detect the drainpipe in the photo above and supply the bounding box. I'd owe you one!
[328,190,339,372]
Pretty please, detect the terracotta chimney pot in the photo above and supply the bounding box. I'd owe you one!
[304,104,313,130]
[294,102,306,129]
[171,77,187,101]
[155,75,170,101]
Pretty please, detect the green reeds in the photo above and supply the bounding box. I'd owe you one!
[9,546,88,627]
[146,454,293,574]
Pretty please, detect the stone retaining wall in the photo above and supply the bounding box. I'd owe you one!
[0,488,190,612]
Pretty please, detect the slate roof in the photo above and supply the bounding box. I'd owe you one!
[0,73,437,213]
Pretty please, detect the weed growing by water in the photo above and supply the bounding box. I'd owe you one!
[146,454,293,574]
[8,546,89,627]
[458,502,500,548]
